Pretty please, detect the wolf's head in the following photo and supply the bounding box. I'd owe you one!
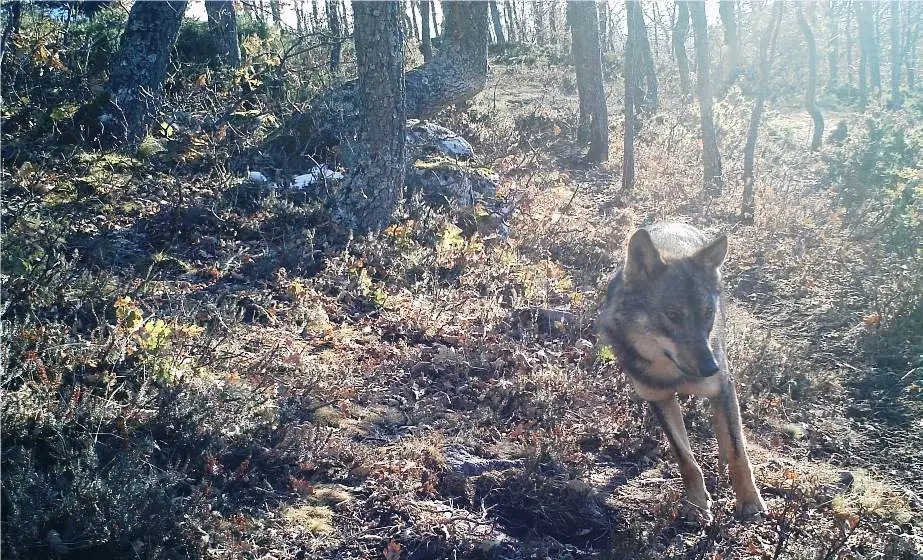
[609,228,728,379]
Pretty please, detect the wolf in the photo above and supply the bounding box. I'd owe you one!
[598,222,766,522]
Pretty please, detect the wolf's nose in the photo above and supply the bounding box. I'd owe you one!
[699,357,720,377]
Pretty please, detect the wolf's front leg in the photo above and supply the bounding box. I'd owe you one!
[709,378,766,518]
[650,397,712,523]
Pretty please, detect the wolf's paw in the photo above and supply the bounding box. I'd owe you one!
[735,495,767,520]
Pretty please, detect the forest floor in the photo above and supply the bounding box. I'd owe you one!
[3,58,923,560]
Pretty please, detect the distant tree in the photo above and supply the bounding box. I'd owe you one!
[409,1,421,40]
[797,6,823,151]
[568,0,608,162]
[627,0,658,114]
[857,1,873,107]
[870,4,882,93]
[420,0,432,60]
[205,0,242,68]
[504,1,517,42]
[334,0,406,232]
[329,0,343,71]
[742,2,782,224]
[268,1,487,157]
[719,0,739,88]
[533,1,545,45]
[690,0,722,192]
[672,1,691,97]
[490,1,506,46]
[270,0,282,25]
[889,0,901,108]
[906,3,920,89]
[77,1,187,147]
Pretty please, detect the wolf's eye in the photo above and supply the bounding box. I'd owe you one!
[665,310,682,323]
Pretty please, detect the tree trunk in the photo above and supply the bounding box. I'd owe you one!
[826,0,838,91]
[80,1,187,147]
[270,0,282,25]
[598,1,608,53]
[690,0,722,192]
[533,1,545,45]
[742,2,782,224]
[719,0,739,89]
[420,0,432,60]
[890,0,901,108]
[548,0,558,43]
[205,0,242,68]
[628,1,658,115]
[907,3,919,89]
[846,3,854,89]
[568,0,608,162]
[0,0,22,65]
[490,1,506,46]
[673,1,691,97]
[268,1,487,158]
[797,6,823,151]
[870,4,882,94]
[410,1,421,40]
[312,0,320,28]
[334,1,406,232]
[431,0,439,36]
[857,1,871,108]
[623,0,639,189]
[329,0,343,71]
[504,1,517,42]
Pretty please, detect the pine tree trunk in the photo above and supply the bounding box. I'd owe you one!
[889,0,902,108]
[719,0,739,89]
[269,1,487,158]
[335,1,406,232]
[673,1,691,97]
[690,0,722,192]
[568,0,608,162]
[742,2,782,224]
[205,0,242,68]
[329,0,342,71]
[490,1,506,46]
[420,0,432,60]
[81,0,187,147]
[797,6,823,151]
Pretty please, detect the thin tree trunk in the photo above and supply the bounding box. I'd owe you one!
[329,0,342,71]
[336,0,406,232]
[673,1,691,97]
[889,0,901,108]
[568,0,608,162]
[504,1,517,42]
[624,0,639,189]
[690,0,722,192]
[270,0,282,25]
[419,0,432,60]
[870,3,882,94]
[826,0,838,91]
[627,1,658,116]
[719,0,739,89]
[742,2,782,224]
[907,4,919,89]
[490,1,505,46]
[797,6,823,151]
[81,0,188,147]
[431,0,439,36]
[312,0,320,28]
[205,0,242,68]
[534,1,545,45]
[857,1,871,108]
[410,1,421,40]
[0,0,22,65]
[548,0,558,44]
[846,3,854,89]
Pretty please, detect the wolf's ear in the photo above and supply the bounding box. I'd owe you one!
[694,234,728,270]
[624,229,665,282]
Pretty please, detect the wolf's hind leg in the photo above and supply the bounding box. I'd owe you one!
[709,379,767,518]
[651,397,712,522]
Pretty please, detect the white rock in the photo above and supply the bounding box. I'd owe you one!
[248,171,268,183]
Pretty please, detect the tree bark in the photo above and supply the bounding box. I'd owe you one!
[870,4,882,93]
[568,0,608,162]
[80,1,187,147]
[857,1,872,108]
[673,1,691,97]
[205,0,242,68]
[628,1,658,115]
[690,0,722,192]
[431,0,439,36]
[410,1,421,40]
[906,3,919,89]
[490,1,505,46]
[797,6,823,151]
[334,1,406,233]
[719,0,739,89]
[420,0,432,60]
[623,0,639,189]
[268,1,487,158]
[533,1,545,45]
[742,2,782,224]
[329,0,343,71]
[889,0,901,108]
[598,1,608,53]
[0,0,22,65]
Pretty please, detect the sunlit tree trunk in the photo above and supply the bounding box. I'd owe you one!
[335,1,406,232]
[690,0,722,192]
[673,1,691,97]
[742,2,782,224]
[568,0,608,162]
[797,6,823,151]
